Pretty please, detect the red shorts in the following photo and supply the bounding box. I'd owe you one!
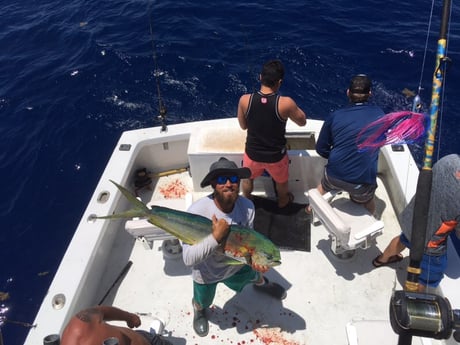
[243,153,289,183]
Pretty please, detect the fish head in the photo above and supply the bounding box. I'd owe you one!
[224,228,281,269]
[250,247,282,269]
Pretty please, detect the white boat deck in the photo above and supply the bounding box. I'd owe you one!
[24,119,458,345]
[102,172,431,345]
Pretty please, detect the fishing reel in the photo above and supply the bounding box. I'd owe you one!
[390,290,460,342]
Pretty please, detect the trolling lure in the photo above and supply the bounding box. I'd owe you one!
[357,111,428,152]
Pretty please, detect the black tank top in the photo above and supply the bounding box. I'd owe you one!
[245,91,287,163]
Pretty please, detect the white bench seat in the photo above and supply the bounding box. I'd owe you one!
[308,188,384,257]
[125,218,176,249]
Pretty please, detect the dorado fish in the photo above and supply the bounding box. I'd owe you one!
[97,180,281,269]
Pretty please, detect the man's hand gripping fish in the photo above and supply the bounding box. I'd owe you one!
[97,180,281,270]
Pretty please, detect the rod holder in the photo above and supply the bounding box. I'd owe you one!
[43,334,60,345]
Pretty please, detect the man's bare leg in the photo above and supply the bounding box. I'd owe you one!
[305,183,324,214]
[242,178,254,199]
[364,197,376,215]
[276,181,291,208]
[372,235,405,268]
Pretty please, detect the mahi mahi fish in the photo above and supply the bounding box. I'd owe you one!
[97,180,281,269]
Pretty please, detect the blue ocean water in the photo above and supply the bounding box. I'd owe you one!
[0,1,458,344]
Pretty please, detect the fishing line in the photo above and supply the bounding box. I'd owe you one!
[0,288,36,334]
[147,4,167,132]
[414,0,435,103]
[413,0,452,161]
[240,25,257,93]
[435,1,453,161]
[1,318,35,328]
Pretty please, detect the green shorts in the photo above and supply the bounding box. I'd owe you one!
[193,265,261,308]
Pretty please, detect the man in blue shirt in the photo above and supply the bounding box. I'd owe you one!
[315,74,384,215]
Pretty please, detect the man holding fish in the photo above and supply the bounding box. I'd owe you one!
[182,157,286,337]
[98,160,284,338]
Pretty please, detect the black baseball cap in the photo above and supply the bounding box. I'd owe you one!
[349,74,372,94]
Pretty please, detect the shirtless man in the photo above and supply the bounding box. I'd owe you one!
[61,305,172,345]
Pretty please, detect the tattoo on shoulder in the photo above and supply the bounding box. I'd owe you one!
[75,307,99,323]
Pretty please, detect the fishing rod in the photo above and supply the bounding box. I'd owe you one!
[98,261,133,305]
[389,0,460,343]
[411,0,435,113]
[404,0,451,291]
[148,7,168,132]
[240,25,258,93]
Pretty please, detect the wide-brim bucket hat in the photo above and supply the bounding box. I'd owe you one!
[200,157,251,188]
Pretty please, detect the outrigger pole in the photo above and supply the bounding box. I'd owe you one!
[390,0,456,344]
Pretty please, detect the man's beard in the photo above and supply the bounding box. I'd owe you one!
[214,187,239,210]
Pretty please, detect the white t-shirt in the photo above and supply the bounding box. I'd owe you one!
[182,194,255,284]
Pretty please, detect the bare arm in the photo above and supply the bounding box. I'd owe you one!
[69,306,140,328]
[95,306,141,328]
[61,306,141,345]
[279,96,306,126]
[237,94,250,130]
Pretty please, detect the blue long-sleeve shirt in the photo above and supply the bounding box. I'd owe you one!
[316,103,384,185]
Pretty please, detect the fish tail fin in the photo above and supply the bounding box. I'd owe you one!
[96,180,150,220]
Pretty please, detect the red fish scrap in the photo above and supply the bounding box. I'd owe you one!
[253,328,301,345]
[159,179,189,199]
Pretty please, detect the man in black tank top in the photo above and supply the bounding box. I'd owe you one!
[237,59,307,208]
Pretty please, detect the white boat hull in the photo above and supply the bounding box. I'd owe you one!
[25,118,460,345]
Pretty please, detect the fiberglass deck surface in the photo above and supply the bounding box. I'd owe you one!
[102,173,421,345]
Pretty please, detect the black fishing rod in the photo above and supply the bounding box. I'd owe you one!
[148,7,167,132]
[389,0,460,343]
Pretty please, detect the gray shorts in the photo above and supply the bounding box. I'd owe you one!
[321,170,376,204]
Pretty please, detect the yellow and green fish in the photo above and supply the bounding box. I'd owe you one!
[97,180,281,269]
